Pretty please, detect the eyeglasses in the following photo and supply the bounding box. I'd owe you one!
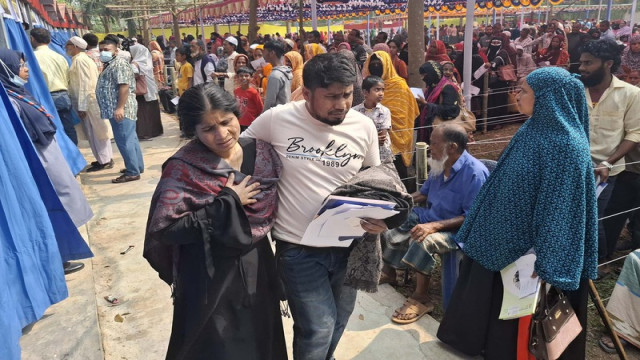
[19,62,28,69]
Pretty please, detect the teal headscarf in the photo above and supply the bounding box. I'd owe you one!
[457,67,598,291]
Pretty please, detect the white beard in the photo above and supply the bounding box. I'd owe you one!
[429,154,449,177]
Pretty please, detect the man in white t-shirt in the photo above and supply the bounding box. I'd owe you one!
[242,53,386,360]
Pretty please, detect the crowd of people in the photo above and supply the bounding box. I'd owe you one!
[2,15,640,360]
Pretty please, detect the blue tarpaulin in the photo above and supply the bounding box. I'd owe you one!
[5,19,86,174]
[0,80,69,360]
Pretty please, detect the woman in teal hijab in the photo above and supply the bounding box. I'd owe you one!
[437,67,598,360]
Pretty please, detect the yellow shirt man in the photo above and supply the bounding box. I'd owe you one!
[34,45,69,92]
[586,76,640,177]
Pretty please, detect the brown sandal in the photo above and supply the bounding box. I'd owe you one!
[112,174,140,183]
[391,298,434,324]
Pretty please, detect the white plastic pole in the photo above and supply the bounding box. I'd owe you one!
[436,13,440,40]
[311,0,318,30]
[463,0,475,110]
[631,0,638,29]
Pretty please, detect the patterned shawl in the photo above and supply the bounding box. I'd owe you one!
[457,67,598,291]
[363,51,420,166]
[144,138,282,284]
[622,35,640,72]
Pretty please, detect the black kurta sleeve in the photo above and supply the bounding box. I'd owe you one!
[426,85,461,120]
[159,187,253,278]
[159,187,252,251]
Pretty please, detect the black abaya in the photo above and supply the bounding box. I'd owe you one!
[157,140,287,360]
[437,256,589,360]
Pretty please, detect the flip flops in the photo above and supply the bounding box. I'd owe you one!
[391,298,434,324]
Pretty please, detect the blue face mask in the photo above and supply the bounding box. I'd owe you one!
[10,74,27,87]
[100,51,114,63]
[0,59,27,87]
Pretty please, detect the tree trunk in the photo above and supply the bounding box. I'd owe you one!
[102,16,111,33]
[407,0,425,87]
[248,0,258,42]
[172,8,180,41]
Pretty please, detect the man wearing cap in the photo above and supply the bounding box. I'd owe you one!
[66,37,114,172]
[31,27,78,145]
[515,45,536,82]
[283,38,295,52]
[214,36,239,93]
[513,27,533,54]
[190,39,216,86]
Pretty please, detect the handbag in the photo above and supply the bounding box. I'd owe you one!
[529,283,583,360]
[497,54,517,82]
[133,64,148,96]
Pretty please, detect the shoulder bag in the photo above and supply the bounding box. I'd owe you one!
[497,54,517,82]
[133,63,148,96]
[529,282,583,360]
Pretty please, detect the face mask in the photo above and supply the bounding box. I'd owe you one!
[100,51,114,63]
[0,59,27,87]
[11,74,27,87]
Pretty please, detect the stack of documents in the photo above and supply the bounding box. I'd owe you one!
[499,253,542,320]
[300,196,399,248]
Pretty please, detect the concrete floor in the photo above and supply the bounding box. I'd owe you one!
[20,113,470,360]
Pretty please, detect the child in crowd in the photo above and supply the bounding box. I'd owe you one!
[175,46,193,96]
[625,69,640,87]
[234,67,263,131]
[353,76,393,163]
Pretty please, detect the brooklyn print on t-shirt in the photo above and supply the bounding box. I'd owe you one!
[285,137,365,168]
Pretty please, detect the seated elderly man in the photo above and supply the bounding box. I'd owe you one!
[381,124,489,324]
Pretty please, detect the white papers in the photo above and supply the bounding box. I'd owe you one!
[410,87,425,100]
[515,254,539,298]
[250,57,267,70]
[473,65,487,80]
[170,96,180,105]
[596,182,608,199]
[300,196,399,248]
[499,253,542,320]
[461,83,481,96]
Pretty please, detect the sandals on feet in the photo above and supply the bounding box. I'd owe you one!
[391,298,434,324]
[599,335,628,354]
[112,174,140,183]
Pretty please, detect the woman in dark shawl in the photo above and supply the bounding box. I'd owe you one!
[437,67,598,360]
[144,83,286,360]
[415,61,461,143]
[486,34,517,127]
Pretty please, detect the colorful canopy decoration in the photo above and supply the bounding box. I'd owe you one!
[148,0,565,26]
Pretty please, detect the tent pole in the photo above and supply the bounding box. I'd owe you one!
[436,13,440,40]
[606,0,613,21]
[366,11,371,47]
[630,0,638,29]
[597,0,603,22]
[463,0,475,110]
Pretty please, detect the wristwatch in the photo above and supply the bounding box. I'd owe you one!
[600,161,614,171]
